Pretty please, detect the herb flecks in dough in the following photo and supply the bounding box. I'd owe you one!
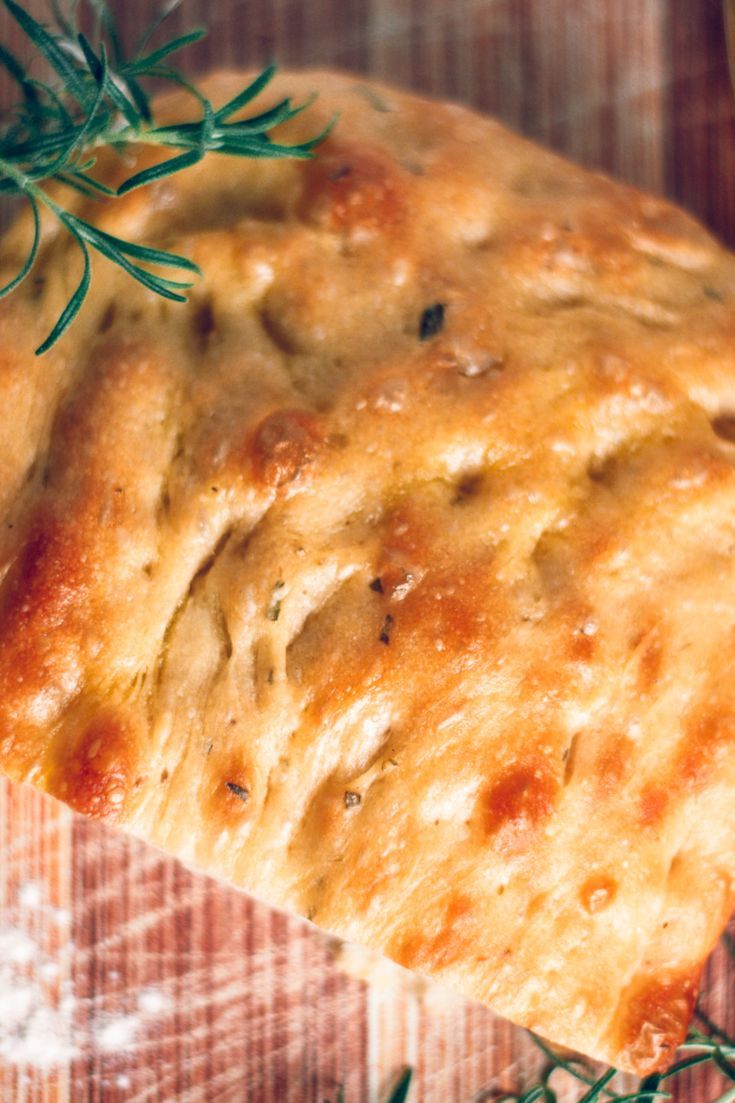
[379,614,394,645]
[266,581,286,622]
[418,302,445,340]
[0,0,329,353]
[225,782,250,803]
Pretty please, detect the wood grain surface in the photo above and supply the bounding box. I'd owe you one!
[1,2,735,1101]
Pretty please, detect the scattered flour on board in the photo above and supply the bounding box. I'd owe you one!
[0,885,76,1069]
[95,990,172,1052]
[96,1013,140,1052]
[0,881,173,1069]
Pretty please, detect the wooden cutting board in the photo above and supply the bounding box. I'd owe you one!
[1,2,735,1100]
[0,776,734,1102]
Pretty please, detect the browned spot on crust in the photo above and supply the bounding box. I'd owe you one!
[301,496,501,733]
[629,623,663,696]
[639,784,670,827]
[478,764,558,853]
[679,707,735,789]
[672,448,735,490]
[615,972,698,1075]
[569,628,596,662]
[53,712,137,822]
[638,632,663,694]
[596,734,634,794]
[402,570,492,657]
[300,143,407,233]
[376,502,501,655]
[1,513,88,633]
[580,874,618,914]
[524,891,549,919]
[251,408,322,488]
[639,706,735,826]
[376,503,432,599]
[396,892,475,970]
[0,512,90,766]
[206,748,254,823]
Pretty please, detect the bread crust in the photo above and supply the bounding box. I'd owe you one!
[2,70,735,1073]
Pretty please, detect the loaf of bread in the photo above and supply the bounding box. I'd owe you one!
[2,70,735,1074]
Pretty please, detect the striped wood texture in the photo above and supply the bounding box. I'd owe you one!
[1,2,735,1100]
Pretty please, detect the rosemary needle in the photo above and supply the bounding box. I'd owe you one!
[0,0,331,354]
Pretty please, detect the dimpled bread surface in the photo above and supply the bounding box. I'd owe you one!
[1,70,735,1073]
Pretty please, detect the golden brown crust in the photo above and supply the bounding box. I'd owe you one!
[2,69,735,1072]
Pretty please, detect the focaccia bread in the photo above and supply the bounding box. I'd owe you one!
[2,70,735,1075]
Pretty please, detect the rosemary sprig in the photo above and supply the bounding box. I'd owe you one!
[0,0,330,353]
[325,1069,413,1103]
[329,942,735,1103]
[486,1016,735,1103]
[326,1028,733,1103]
[387,1068,413,1103]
